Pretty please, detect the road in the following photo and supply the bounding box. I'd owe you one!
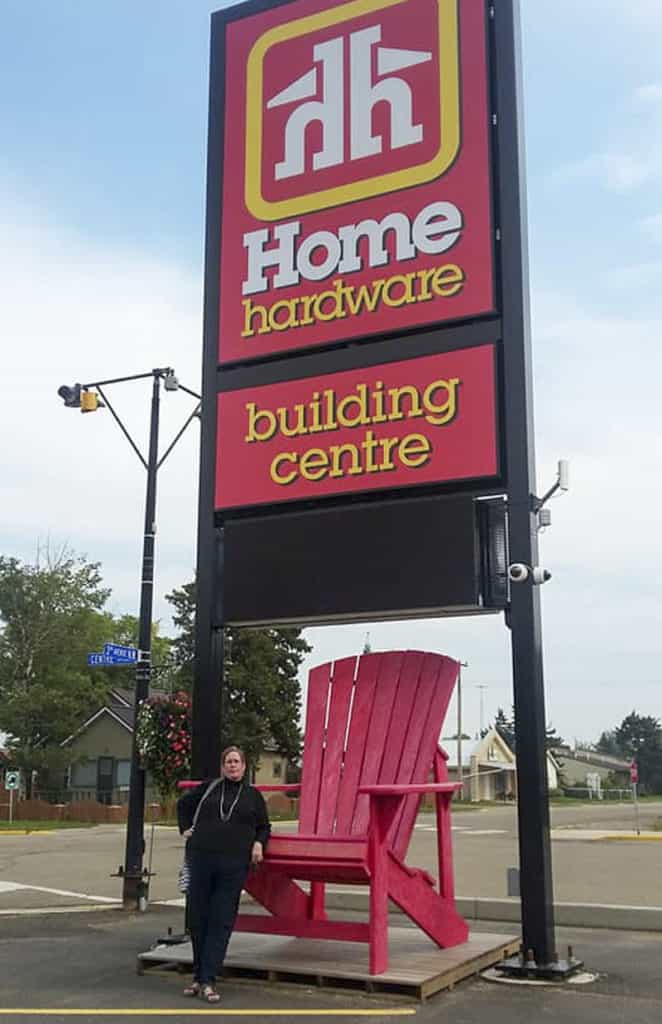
[1,801,660,911]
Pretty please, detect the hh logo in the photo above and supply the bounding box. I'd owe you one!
[245,0,460,221]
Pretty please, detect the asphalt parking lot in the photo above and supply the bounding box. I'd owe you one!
[1,907,662,1023]
[2,801,661,912]
[1,804,662,1021]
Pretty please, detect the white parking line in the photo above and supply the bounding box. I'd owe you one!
[0,881,119,903]
[0,881,25,893]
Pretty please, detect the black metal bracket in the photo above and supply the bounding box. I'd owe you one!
[110,866,156,880]
[495,946,584,981]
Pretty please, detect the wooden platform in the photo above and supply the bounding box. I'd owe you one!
[138,928,519,1001]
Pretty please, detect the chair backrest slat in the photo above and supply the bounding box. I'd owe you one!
[333,653,381,835]
[351,651,405,835]
[298,661,332,833]
[391,655,458,857]
[378,651,426,787]
[314,656,356,833]
[298,651,458,855]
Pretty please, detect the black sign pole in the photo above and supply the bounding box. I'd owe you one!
[192,12,226,781]
[493,0,569,973]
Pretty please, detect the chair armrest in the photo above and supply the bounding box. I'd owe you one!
[255,784,301,792]
[358,783,461,796]
[177,780,301,792]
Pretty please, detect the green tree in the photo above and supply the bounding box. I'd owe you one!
[494,707,516,750]
[165,581,310,769]
[488,706,562,753]
[595,729,622,757]
[614,711,662,793]
[107,613,175,690]
[0,548,113,793]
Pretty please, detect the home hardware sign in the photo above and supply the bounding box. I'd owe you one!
[218,0,494,364]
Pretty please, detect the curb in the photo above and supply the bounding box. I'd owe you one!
[321,889,662,933]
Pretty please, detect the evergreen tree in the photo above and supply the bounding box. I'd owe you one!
[494,707,516,750]
[490,705,563,753]
[595,729,622,757]
[614,711,662,793]
[165,581,310,769]
[545,722,564,750]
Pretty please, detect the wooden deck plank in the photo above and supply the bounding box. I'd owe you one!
[138,928,519,1000]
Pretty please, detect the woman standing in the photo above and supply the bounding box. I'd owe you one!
[177,746,270,1003]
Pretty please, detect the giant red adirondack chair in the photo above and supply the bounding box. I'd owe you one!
[236,650,469,974]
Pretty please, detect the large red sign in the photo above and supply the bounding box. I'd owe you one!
[219,0,494,364]
[216,344,498,509]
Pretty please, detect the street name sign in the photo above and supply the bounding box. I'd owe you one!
[103,643,139,663]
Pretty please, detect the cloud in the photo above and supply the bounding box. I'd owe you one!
[2,185,661,745]
[548,149,660,193]
[640,213,662,240]
[546,81,662,194]
[300,288,662,743]
[635,83,662,103]
[0,185,202,627]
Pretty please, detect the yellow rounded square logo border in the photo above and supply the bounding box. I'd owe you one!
[244,0,460,222]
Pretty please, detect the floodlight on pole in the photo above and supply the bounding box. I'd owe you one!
[57,383,81,408]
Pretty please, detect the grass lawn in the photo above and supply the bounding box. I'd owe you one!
[0,820,95,831]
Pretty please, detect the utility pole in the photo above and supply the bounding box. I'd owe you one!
[457,662,468,798]
[475,684,489,736]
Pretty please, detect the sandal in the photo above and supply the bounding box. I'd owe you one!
[200,985,220,1004]
[183,982,200,997]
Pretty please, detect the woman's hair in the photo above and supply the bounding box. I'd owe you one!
[221,745,246,766]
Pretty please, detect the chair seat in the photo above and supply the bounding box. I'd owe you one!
[264,833,369,883]
[267,833,368,861]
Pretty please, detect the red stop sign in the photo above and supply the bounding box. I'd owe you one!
[630,762,639,783]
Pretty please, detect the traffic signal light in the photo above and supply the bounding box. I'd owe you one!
[57,383,81,408]
[80,390,100,413]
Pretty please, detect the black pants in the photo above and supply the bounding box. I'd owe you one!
[188,850,248,984]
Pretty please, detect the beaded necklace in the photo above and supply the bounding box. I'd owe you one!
[219,780,243,823]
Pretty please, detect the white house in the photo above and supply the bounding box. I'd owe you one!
[444,728,560,802]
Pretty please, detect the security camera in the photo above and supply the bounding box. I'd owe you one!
[508,563,552,585]
[508,563,530,583]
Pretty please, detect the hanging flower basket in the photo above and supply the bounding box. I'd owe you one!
[136,691,192,801]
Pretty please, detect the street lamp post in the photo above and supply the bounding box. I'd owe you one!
[57,368,200,909]
[122,372,160,910]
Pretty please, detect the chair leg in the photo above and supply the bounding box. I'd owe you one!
[308,881,327,921]
[369,798,398,974]
[369,875,389,974]
[435,791,455,900]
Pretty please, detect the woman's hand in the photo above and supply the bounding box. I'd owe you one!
[183,828,194,839]
[251,841,264,865]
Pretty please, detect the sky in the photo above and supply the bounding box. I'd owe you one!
[1,0,661,747]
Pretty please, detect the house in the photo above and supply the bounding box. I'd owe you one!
[61,687,146,804]
[552,745,631,795]
[61,687,290,805]
[444,728,560,802]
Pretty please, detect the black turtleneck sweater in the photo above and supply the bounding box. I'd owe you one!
[177,778,271,867]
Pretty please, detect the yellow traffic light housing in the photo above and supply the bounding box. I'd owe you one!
[80,390,99,413]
